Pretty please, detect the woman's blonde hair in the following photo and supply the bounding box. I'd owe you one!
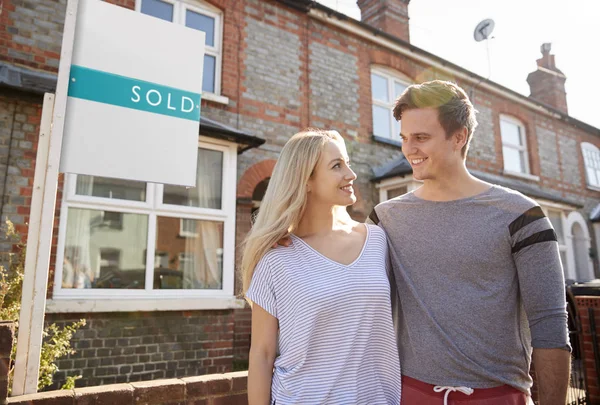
[241,129,349,294]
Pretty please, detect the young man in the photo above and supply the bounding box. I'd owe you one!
[369,80,570,405]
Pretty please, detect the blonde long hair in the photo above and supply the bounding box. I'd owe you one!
[241,129,349,294]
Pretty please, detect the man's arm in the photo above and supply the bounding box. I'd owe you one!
[510,206,571,405]
[533,348,570,405]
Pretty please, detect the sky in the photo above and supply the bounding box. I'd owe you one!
[317,0,600,129]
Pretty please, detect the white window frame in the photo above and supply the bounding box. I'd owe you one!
[51,138,238,308]
[500,115,532,178]
[376,175,422,203]
[541,205,570,279]
[135,0,224,98]
[179,218,199,238]
[370,66,411,143]
[581,142,600,191]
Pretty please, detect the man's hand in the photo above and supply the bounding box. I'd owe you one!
[532,348,570,405]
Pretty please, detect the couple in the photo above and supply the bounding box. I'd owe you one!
[243,81,570,405]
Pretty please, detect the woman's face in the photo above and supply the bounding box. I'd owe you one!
[307,140,357,207]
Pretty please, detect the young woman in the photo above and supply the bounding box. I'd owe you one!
[242,129,401,405]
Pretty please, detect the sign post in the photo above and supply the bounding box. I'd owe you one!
[12,0,79,394]
[12,0,205,395]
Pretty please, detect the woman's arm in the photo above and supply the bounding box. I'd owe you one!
[248,303,278,405]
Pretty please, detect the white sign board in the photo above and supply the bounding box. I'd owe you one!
[59,0,205,186]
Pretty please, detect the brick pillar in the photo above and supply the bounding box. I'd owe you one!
[0,321,15,404]
[357,0,411,42]
[575,296,600,403]
[526,43,568,114]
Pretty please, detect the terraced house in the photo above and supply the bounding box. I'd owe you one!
[0,0,599,389]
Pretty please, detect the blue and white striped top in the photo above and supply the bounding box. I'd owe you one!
[246,224,401,405]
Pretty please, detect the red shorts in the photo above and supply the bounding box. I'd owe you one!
[401,375,530,405]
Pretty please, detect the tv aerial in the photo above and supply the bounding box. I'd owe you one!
[473,18,495,79]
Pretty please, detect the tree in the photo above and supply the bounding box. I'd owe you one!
[0,220,85,393]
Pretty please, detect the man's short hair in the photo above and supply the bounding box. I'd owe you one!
[393,80,478,158]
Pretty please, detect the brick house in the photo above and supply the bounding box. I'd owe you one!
[1,0,599,390]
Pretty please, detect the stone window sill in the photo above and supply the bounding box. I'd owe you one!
[587,185,600,192]
[502,170,540,182]
[203,92,229,106]
[45,297,246,313]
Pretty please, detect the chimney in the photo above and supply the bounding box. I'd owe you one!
[526,43,568,114]
[357,0,411,43]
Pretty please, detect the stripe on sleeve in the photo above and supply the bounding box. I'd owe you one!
[512,229,558,254]
[368,209,380,225]
[509,206,546,236]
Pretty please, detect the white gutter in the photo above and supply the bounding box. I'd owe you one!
[308,8,563,120]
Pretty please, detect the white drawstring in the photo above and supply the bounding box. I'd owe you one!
[433,386,474,405]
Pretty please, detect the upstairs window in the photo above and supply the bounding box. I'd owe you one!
[138,0,222,95]
[500,115,530,175]
[582,142,600,189]
[371,68,410,143]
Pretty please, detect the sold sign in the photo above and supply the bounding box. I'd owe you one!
[59,0,205,187]
[68,65,201,121]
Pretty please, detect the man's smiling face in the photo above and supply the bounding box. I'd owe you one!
[400,107,461,182]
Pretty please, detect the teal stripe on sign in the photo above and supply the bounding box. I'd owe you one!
[67,65,201,121]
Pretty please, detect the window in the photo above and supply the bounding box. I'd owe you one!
[377,177,421,203]
[371,68,410,143]
[138,0,222,95]
[386,186,407,200]
[500,116,530,175]
[55,141,236,299]
[582,142,600,189]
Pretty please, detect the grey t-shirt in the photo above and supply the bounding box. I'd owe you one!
[370,185,570,393]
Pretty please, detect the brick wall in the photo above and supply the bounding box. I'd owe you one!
[232,308,251,366]
[0,0,66,72]
[45,311,234,391]
[6,372,248,405]
[0,91,42,235]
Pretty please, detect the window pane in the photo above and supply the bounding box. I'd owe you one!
[394,81,407,98]
[163,148,223,209]
[587,167,600,187]
[203,54,216,93]
[141,0,173,22]
[500,119,522,147]
[76,176,146,202]
[155,217,223,289]
[371,73,389,102]
[62,208,148,289]
[548,211,564,244]
[393,119,401,142]
[186,10,215,47]
[373,105,391,138]
[583,147,600,187]
[502,147,524,173]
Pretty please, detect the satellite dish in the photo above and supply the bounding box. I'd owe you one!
[474,19,495,42]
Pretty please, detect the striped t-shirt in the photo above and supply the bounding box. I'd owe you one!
[246,224,401,405]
